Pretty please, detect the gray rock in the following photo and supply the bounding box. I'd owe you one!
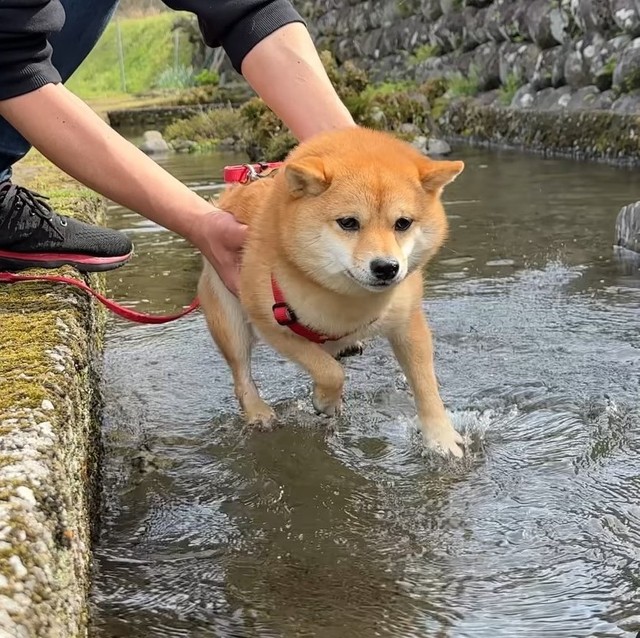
[439,0,457,13]
[475,89,502,105]
[472,41,502,91]
[584,33,618,91]
[614,201,640,253]
[498,42,540,85]
[454,50,478,77]
[461,6,488,51]
[552,42,572,87]
[613,38,640,92]
[533,85,573,110]
[550,1,575,44]
[421,0,443,21]
[139,130,169,155]
[483,0,510,43]
[426,137,452,155]
[569,0,615,33]
[495,0,528,42]
[411,135,429,154]
[589,88,616,109]
[563,34,610,89]
[565,85,601,110]
[484,0,529,42]
[611,0,640,35]
[531,46,562,90]
[526,0,570,49]
[411,135,451,156]
[610,88,640,112]
[431,12,465,53]
[511,83,536,109]
[399,122,422,136]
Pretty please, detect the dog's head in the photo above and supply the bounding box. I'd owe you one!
[274,127,464,294]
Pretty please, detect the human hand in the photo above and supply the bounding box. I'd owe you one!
[196,210,248,296]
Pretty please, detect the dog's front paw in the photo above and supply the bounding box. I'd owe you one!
[312,386,342,417]
[245,403,277,432]
[421,418,464,458]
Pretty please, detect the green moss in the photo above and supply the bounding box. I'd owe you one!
[438,100,640,163]
[396,0,420,18]
[620,67,640,93]
[603,56,617,76]
[446,70,481,98]
[498,72,524,106]
[409,44,439,65]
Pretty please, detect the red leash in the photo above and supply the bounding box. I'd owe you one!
[0,162,283,325]
[0,271,200,324]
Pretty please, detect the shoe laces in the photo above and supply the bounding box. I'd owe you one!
[0,182,66,240]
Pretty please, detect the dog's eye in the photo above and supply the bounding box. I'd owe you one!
[336,217,360,231]
[394,217,413,231]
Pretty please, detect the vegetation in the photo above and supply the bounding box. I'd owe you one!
[67,13,194,98]
[409,44,439,65]
[164,108,245,152]
[498,72,524,106]
[164,51,452,160]
[446,70,481,98]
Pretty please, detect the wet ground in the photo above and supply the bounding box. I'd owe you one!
[91,147,640,637]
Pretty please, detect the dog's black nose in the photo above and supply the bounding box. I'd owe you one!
[370,258,400,281]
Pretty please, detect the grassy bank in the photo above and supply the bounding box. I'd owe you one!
[67,12,193,98]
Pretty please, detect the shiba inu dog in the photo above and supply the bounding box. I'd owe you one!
[198,127,465,457]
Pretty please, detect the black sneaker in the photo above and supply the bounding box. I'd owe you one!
[0,181,133,272]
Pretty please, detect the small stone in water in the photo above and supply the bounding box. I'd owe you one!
[439,257,476,266]
[486,259,516,267]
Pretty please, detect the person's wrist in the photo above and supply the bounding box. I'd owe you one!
[182,204,224,249]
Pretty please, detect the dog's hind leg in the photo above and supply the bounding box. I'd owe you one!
[198,265,276,430]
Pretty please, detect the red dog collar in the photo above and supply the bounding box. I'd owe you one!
[223,162,344,344]
[223,162,283,184]
[271,277,343,344]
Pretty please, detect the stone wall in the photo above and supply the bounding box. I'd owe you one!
[297,0,640,112]
[0,155,105,637]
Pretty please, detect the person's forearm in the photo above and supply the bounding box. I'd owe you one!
[241,22,355,141]
[0,84,217,244]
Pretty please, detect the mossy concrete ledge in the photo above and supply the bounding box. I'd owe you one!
[0,155,106,637]
[438,100,640,166]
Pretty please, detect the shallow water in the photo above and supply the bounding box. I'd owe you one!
[91,147,640,637]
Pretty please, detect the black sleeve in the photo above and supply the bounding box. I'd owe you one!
[0,0,65,100]
[161,0,306,74]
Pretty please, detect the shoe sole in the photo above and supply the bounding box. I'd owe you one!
[0,250,133,273]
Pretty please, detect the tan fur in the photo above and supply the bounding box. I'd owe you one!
[198,127,465,457]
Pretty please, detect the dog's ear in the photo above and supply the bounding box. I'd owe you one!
[418,159,465,194]
[285,157,331,198]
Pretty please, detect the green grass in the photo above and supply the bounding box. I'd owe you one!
[498,72,524,106]
[66,13,193,98]
[409,44,438,65]
[447,70,481,98]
